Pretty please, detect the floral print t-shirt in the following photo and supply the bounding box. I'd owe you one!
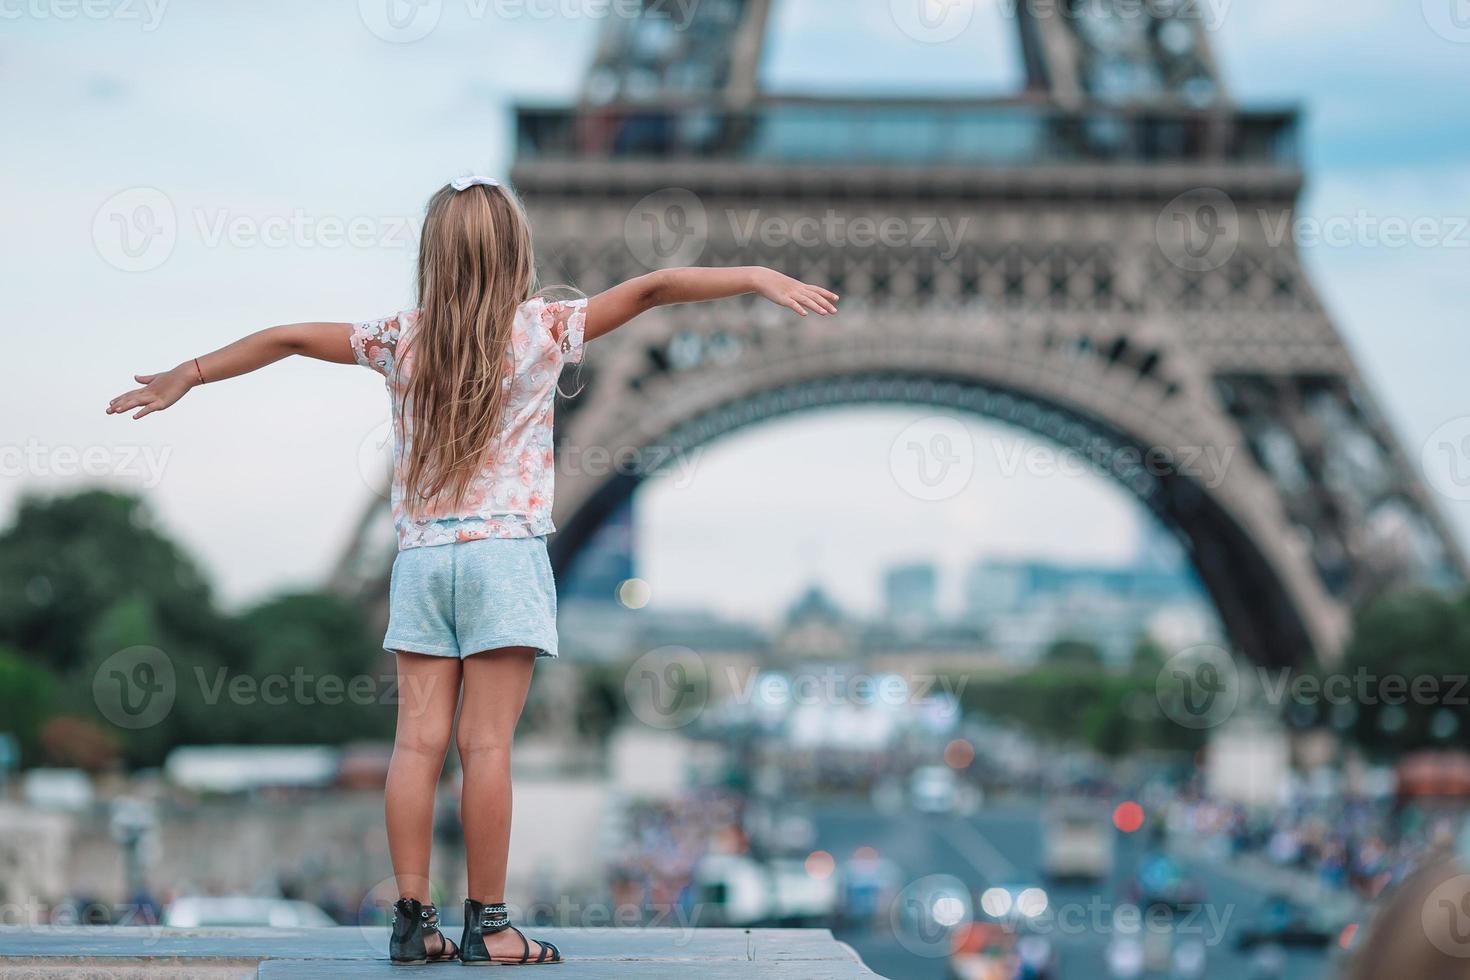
[350,297,587,550]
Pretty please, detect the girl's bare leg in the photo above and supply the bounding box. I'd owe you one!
[458,647,550,959]
[385,651,463,907]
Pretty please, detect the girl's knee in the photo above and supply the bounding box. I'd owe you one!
[395,721,454,759]
[455,727,514,761]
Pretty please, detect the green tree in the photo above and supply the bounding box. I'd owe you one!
[0,491,224,674]
[230,592,392,744]
[1340,588,1470,756]
[0,645,56,763]
[1082,683,1135,758]
[0,491,402,765]
[73,594,236,765]
[1128,636,1167,677]
[1043,638,1105,672]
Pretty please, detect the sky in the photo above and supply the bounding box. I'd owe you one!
[2,0,1468,620]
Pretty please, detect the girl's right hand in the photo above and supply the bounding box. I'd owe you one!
[752,268,840,317]
[107,366,196,419]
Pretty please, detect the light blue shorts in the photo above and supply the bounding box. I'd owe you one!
[384,536,558,660]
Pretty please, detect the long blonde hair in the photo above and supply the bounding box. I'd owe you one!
[399,182,536,519]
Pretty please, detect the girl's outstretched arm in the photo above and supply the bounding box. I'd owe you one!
[106,321,354,419]
[584,266,838,344]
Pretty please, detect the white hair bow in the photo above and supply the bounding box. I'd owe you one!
[450,176,502,192]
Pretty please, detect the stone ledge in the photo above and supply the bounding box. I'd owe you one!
[0,927,880,979]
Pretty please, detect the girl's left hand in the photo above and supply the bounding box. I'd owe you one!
[753,269,840,317]
[107,367,196,419]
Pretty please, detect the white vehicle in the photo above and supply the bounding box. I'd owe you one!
[692,854,839,927]
[163,897,337,928]
[21,769,93,812]
[1042,805,1114,882]
[691,854,772,927]
[767,858,839,925]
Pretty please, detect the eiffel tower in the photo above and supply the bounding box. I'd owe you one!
[334,0,1464,668]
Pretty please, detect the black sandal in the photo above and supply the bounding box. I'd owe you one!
[460,900,563,966]
[389,898,460,965]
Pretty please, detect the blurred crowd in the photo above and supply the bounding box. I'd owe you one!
[608,790,748,920]
[1165,791,1460,901]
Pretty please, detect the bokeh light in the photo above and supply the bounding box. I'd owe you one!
[943,738,975,769]
[616,577,651,609]
[1113,801,1145,833]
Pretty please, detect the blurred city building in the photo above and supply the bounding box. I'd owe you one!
[882,562,939,636]
[965,553,1219,664]
[558,552,1205,669]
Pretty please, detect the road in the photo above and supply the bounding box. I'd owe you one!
[810,803,1338,979]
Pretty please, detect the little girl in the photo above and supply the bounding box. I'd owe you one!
[107,176,838,965]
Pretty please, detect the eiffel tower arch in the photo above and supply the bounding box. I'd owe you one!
[334,0,1464,669]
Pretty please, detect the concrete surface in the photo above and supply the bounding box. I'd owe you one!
[0,926,882,978]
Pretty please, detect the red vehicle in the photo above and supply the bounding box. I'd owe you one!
[948,922,1018,980]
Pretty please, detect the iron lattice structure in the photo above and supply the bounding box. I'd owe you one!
[335,0,1463,667]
